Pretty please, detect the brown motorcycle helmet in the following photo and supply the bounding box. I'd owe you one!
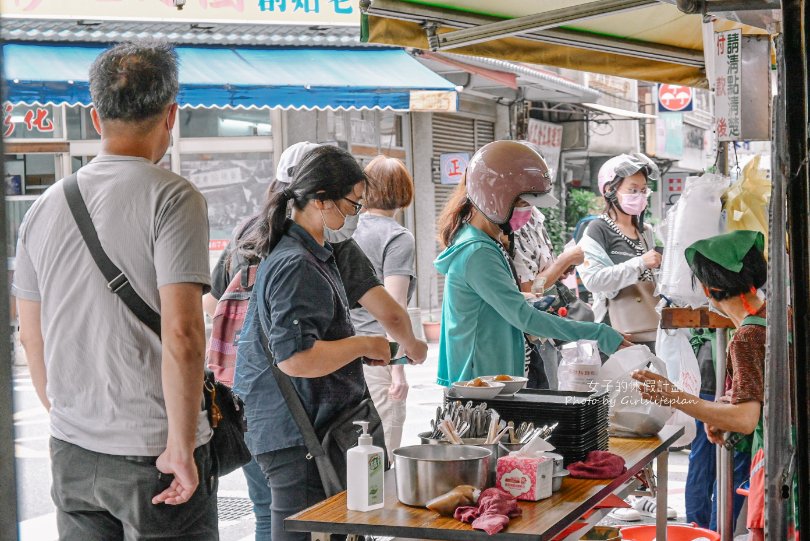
[466,140,556,225]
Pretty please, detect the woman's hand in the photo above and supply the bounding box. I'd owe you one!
[705,422,726,445]
[389,365,409,400]
[561,245,585,267]
[363,335,396,365]
[399,338,428,365]
[641,250,662,270]
[618,335,634,349]
[631,369,684,406]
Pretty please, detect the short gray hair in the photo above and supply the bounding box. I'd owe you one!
[89,41,179,122]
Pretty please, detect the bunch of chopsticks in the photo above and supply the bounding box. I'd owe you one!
[438,417,465,444]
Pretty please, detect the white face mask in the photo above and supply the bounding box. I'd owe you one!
[322,206,359,243]
[707,297,727,318]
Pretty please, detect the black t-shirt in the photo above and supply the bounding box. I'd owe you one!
[585,219,644,265]
[210,237,381,308]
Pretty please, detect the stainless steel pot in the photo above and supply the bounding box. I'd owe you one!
[392,445,491,506]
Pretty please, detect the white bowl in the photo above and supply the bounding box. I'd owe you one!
[480,376,528,396]
[451,381,506,399]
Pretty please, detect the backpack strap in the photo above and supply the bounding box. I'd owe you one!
[63,173,161,337]
[741,315,767,328]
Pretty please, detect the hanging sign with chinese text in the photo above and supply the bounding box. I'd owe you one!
[527,119,563,182]
[714,29,742,142]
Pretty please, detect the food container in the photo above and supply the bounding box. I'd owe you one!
[393,445,491,506]
[451,381,506,400]
[481,376,528,396]
[552,469,570,492]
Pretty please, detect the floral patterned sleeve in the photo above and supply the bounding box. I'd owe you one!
[727,329,766,405]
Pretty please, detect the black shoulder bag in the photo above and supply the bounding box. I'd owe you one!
[256,268,387,498]
[62,173,251,476]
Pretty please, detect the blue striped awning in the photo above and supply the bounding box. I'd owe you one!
[3,43,457,111]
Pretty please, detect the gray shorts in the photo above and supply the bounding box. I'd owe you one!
[49,437,219,541]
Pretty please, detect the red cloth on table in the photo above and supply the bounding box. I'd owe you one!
[567,451,627,479]
[454,488,522,535]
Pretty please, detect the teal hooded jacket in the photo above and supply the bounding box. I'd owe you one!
[434,224,624,386]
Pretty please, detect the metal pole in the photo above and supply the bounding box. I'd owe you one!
[713,328,733,541]
[713,141,734,541]
[764,37,790,538]
[782,0,810,534]
[0,26,21,540]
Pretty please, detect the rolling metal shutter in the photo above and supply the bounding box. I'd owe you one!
[431,114,494,302]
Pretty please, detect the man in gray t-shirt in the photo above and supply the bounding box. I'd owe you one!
[12,43,218,539]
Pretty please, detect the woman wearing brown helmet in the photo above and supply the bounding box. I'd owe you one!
[435,140,628,386]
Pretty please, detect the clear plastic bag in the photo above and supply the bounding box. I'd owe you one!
[558,340,601,392]
[658,174,731,308]
[600,345,673,437]
[656,328,701,447]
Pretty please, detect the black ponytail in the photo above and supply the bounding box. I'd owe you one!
[239,145,366,257]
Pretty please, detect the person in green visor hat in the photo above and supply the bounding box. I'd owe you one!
[632,230,768,541]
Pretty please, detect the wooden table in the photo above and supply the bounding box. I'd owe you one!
[287,425,684,541]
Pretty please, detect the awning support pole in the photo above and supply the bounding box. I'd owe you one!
[782,0,810,535]
[428,0,656,51]
[764,32,791,541]
[0,14,20,540]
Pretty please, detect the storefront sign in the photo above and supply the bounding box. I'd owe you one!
[527,119,563,182]
[714,29,742,142]
[1,0,359,25]
[439,152,468,185]
[657,84,693,112]
[662,173,685,212]
[409,91,457,113]
[3,102,61,139]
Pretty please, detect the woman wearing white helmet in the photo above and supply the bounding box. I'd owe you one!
[577,153,662,347]
[434,141,627,386]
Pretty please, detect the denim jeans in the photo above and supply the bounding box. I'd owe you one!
[49,437,218,541]
[242,457,272,541]
[254,446,328,541]
[685,393,751,530]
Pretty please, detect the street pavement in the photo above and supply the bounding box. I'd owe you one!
[13,343,690,540]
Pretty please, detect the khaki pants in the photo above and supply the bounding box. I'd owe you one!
[363,364,407,461]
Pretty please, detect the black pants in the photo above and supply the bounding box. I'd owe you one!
[50,437,218,541]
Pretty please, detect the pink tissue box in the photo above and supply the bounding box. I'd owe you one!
[496,455,554,501]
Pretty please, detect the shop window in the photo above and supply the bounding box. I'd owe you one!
[4,154,58,195]
[179,152,274,246]
[65,106,101,140]
[380,112,403,149]
[178,109,272,138]
[3,104,64,140]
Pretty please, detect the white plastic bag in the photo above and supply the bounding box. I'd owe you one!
[558,340,601,392]
[655,328,701,447]
[658,174,730,307]
[600,345,673,437]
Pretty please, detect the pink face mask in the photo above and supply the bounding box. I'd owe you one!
[618,193,648,216]
[509,207,533,232]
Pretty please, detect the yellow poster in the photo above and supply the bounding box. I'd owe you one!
[1,0,360,26]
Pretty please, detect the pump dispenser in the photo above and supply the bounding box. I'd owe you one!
[346,421,385,511]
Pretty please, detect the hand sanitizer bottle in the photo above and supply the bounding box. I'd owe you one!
[346,421,384,511]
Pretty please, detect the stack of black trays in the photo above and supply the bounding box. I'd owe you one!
[444,389,609,466]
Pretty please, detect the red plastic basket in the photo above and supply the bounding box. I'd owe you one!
[620,523,720,541]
